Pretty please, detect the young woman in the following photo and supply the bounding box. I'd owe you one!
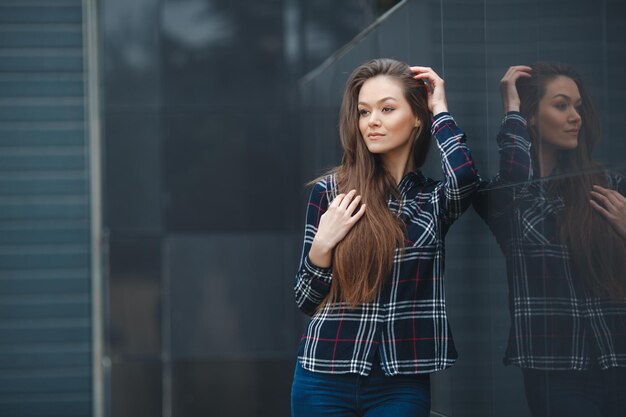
[474,62,626,417]
[292,58,480,417]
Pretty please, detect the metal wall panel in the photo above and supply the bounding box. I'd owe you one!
[0,1,92,416]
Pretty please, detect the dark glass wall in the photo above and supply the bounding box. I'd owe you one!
[101,0,626,416]
[300,1,626,417]
[100,1,386,416]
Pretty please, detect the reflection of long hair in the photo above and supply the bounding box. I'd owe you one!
[517,62,626,300]
[321,58,430,308]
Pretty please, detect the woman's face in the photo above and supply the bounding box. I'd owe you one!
[533,75,582,152]
[357,75,420,158]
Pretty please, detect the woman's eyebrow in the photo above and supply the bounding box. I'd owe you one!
[551,93,582,102]
[358,96,399,105]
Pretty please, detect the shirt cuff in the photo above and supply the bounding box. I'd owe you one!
[303,255,333,284]
[430,112,455,134]
[501,111,527,126]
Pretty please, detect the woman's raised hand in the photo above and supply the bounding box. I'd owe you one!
[590,185,626,239]
[410,66,448,115]
[500,65,533,114]
[308,190,366,268]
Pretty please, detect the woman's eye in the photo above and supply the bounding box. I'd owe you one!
[358,109,369,117]
[382,107,393,113]
[554,103,568,111]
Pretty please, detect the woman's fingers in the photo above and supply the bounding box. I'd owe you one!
[350,203,367,223]
[590,189,616,211]
[590,185,626,239]
[593,185,625,207]
[410,66,439,74]
[409,66,433,74]
[338,190,365,219]
[330,189,363,217]
[590,198,613,219]
[410,66,441,82]
[501,65,533,80]
[315,191,366,249]
[500,65,532,113]
[330,193,345,208]
[501,65,532,80]
[346,194,363,216]
[338,189,357,210]
[410,66,442,86]
[409,66,447,114]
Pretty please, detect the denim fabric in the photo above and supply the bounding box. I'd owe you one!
[291,359,430,417]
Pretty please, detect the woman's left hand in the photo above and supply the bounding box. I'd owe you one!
[590,185,626,239]
[410,66,448,115]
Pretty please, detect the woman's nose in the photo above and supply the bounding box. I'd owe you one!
[368,113,381,126]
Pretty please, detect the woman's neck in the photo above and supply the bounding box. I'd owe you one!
[382,151,414,184]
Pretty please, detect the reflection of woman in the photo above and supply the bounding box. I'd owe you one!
[474,62,626,417]
[291,58,479,417]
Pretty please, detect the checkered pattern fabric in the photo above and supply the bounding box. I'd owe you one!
[294,112,479,376]
[474,112,626,371]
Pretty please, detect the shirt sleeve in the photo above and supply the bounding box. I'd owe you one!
[496,111,533,183]
[473,112,533,222]
[431,112,480,223]
[294,179,333,316]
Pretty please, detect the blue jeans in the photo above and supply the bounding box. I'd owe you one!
[291,359,430,417]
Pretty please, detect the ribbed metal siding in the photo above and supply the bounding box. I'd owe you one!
[0,1,91,416]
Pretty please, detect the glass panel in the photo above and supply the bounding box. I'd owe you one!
[101,0,626,415]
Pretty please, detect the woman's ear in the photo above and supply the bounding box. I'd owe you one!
[414,118,421,128]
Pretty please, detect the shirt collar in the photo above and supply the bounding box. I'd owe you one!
[398,170,427,193]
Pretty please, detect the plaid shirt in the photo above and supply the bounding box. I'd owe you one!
[294,112,479,376]
[474,112,626,371]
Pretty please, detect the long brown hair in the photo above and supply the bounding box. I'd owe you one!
[517,61,626,299]
[320,58,430,308]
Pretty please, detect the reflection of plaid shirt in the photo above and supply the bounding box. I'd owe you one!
[294,113,479,376]
[474,112,626,371]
